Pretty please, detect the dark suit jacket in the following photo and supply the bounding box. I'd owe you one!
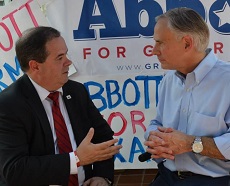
[0,74,114,186]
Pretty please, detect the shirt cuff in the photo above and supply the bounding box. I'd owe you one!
[69,152,78,174]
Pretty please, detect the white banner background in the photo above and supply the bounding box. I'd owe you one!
[1,0,230,169]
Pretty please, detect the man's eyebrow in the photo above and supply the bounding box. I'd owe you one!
[55,53,64,59]
[153,36,158,42]
[154,39,160,42]
[55,49,68,59]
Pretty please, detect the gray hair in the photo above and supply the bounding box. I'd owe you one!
[156,7,209,52]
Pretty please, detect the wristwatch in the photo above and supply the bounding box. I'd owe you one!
[192,136,203,153]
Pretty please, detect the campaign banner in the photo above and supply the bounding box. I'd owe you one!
[1,0,230,169]
[0,0,49,90]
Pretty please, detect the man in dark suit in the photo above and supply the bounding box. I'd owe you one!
[0,26,122,186]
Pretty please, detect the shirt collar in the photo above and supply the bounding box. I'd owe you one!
[175,48,217,84]
[175,71,186,83]
[28,77,63,101]
[193,48,217,84]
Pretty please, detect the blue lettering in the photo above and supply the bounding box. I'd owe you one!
[73,0,122,40]
[73,0,220,40]
[129,136,145,163]
[73,1,230,38]
[135,75,163,108]
[114,138,126,163]
[84,81,107,111]
[74,0,163,40]
[3,57,22,82]
[84,75,163,111]
[106,80,122,109]
[0,69,8,92]
[122,78,140,106]
[0,57,22,92]
[124,0,163,37]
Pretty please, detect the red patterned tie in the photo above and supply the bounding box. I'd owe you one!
[48,92,79,186]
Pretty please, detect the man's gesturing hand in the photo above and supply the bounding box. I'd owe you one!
[76,128,122,166]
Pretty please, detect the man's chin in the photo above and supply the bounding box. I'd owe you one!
[160,64,169,70]
[62,76,69,84]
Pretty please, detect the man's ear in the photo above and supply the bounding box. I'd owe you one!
[183,35,192,50]
[185,42,190,49]
[29,60,39,72]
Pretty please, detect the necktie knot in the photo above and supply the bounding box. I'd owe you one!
[48,92,59,105]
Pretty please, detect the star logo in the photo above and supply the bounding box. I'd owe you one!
[213,1,230,27]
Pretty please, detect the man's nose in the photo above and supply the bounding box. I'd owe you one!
[68,60,72,66]
[65,58,72,66]
[152,46,160,55]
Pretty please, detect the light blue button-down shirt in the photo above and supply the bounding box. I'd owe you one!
[145,49,230,177]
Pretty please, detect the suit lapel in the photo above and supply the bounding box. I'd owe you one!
[20,75,55,153]
[62,83,83,145]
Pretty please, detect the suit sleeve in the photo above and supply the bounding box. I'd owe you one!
[0,93,70,186]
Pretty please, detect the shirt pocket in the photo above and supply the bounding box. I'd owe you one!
[188,111,219,136]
